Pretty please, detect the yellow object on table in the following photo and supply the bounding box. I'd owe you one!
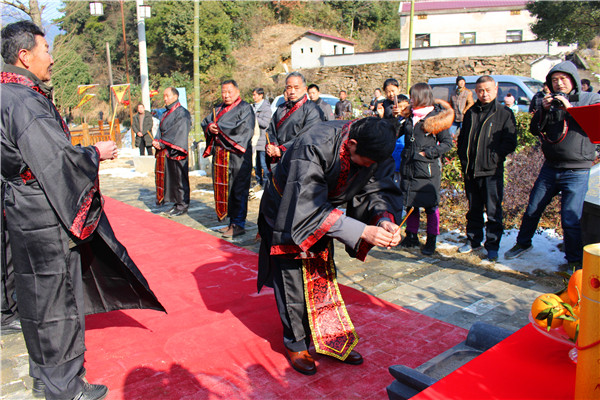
[575,243,600,399]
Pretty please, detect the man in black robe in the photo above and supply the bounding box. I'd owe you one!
[258,117,403,376]
[201,80,255,238]
[1,21,164,400]
[265,72,321,163]
[153,87,191,216]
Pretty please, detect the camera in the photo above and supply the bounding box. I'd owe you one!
[550,92,567,108]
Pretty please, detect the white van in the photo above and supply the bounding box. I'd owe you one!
[428,75,545,113]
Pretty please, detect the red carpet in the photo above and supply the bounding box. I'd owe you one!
[84,198,467,400]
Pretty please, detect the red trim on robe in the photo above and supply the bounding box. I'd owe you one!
[158,139,187,159]
[69,186,102,240]
[355,211,396,261]
[276,94,308,130]
[203,97,243,157]
[212,147,230,221]
[155,148,166,205]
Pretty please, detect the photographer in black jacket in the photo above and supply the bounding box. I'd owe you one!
[505,61,600,268]
[457,75,517,261]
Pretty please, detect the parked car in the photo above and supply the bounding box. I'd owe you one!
[270,93,340,115]
[428,75,545,113]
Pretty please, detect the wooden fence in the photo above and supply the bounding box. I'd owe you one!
[70,119,121,147]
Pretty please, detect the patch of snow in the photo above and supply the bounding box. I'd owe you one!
[192,189,214,195]
[440,228,564,274]
[115,147,139,158]
[189,170,207,177]
[99,168,145,179]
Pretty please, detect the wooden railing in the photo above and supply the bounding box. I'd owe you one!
[70,119,121,147]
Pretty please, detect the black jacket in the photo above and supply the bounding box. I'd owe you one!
[400,101,454,208]
[531,61,600,170]
[457,100,517,179]
[132,110,154,147]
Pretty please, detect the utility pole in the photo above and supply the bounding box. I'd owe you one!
[136,0,150,110]
[119,0,134,144]
[106,42,114,116]
[193,0,201,141]
[406,0,415,92]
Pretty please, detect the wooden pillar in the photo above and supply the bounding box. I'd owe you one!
[82,123,90,146]
[98,120,104,135]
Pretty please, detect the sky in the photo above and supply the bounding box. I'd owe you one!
[0,0,65,46]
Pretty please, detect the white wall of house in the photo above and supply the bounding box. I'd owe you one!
[530,56,563,82]
[400,9,536,48]
[291,34,355,69]
[320,41,572,68]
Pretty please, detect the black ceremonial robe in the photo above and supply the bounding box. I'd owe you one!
[257,120,402,358]
[0,69,165,368]
[266,94,321,159]
[201,98,255,222]
[155,101,191,208]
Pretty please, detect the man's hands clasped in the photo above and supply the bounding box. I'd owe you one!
[361,220,402,249]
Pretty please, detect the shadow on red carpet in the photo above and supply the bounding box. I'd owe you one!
[83,198,467,399]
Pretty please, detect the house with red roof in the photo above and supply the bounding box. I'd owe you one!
[291,31,355,69]
[398,0,535,48]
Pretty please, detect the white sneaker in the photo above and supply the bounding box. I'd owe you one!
[458,243,482,254]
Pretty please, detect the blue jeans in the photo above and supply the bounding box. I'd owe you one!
[449,122,461,138]
[516,165,590,262]
[254,151,269,186]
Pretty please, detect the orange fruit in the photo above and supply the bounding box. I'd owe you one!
[531,293,567,330]
[558,290,571,304]
[567,269,583,304]
[563,316,580,341]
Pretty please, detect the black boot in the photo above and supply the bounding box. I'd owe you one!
[421,234,437,255]
[400,232,419,248]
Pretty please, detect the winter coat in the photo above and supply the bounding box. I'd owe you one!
[531,61,600,170]
[457,100,517,179]
[400,100,454,208]
[132,110,154,147]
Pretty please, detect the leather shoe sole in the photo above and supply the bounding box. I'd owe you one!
[285,349,317,375]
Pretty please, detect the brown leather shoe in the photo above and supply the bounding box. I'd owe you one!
[285,349,317,375]
[222,224,246,238]
[338,350,363,365]
[216,225,230,233]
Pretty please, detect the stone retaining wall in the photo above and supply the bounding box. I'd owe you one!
[286,54,539,106]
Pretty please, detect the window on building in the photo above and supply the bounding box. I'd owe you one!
[510,10,521,15]
[342,47,346,54]
[460,32,476,45]
[300,48,304,54]
[310,47,313,53]
[506,30,523,42]
[415,33,430,48]
[417,14,427,20]
[334,45,338,54]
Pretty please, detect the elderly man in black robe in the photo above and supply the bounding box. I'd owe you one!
[1,21,164,400]
[201,80,255,238]
[265,72,321,163]
[153,87,192,217]
[258,117,403,376]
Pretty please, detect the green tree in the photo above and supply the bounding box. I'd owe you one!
[526,1,600,46]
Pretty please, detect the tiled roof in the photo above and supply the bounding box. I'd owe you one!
[291,31,355,46]
[399,0,530,15]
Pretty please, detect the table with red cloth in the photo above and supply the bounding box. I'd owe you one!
[412,324,576,400]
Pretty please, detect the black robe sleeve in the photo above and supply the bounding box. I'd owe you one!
[201,101,255,155]
[158,104,191,157]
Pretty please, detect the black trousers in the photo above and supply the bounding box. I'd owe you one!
[464,174,505,251]
[139,145,153,156]
[165,157,190,210]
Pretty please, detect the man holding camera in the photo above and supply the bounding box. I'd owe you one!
[505,61,600,269]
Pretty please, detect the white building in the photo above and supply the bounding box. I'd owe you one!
[399,0,536,49]
[291,31,355,69]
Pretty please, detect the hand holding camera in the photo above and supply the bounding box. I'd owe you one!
[542,92,572,110]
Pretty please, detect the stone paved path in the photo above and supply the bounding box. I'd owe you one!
[1,160,563,399]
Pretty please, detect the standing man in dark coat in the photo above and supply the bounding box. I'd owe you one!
[1,21,165,400]
[307,83,334,121]
[132,103,154,156]
[153,87,191,216]
[202,80,255,238]
[265,72,321,163]
[334,89,353,119]
[258,117,403,376]
[252,87,271,188]
[457,75,517,261]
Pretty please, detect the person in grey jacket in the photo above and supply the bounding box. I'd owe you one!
[132,103,154,156]
[252,88,271,187]
[505,61,600,268]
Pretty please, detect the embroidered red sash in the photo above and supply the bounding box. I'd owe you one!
[303,254,359,360]
[155,148,167,205]
[275,94,308,130]
[204,97,242,220]
[212,147,230,221]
